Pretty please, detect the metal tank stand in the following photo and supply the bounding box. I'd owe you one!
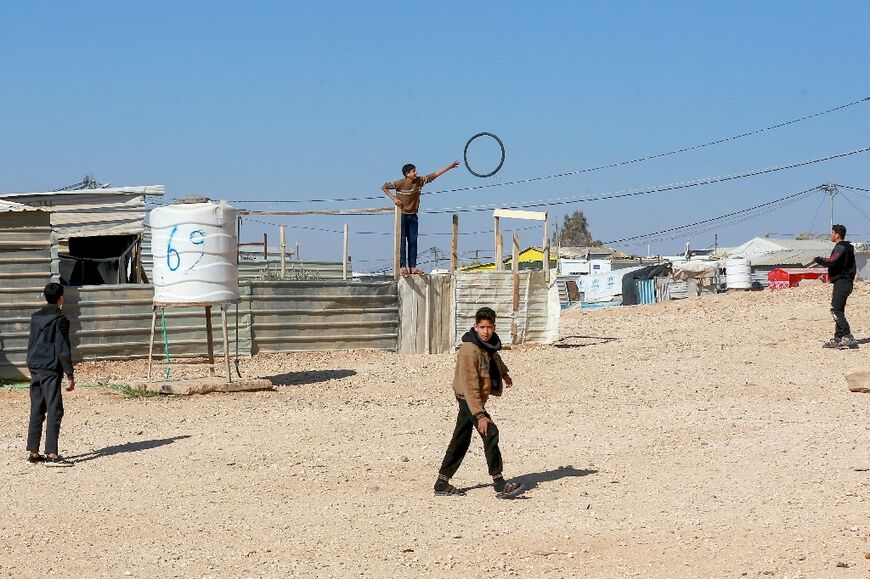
[147,302,233,383]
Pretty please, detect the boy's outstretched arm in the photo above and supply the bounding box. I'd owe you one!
[432,161,460,179]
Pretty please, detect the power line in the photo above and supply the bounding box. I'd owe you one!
[838,191,870,225]
[419,146,870,215]
[219,96,869,205]
[603,186,821,246]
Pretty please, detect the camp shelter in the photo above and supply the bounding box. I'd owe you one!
[0,185,164,285]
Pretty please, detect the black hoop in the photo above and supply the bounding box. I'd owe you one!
[464,132,505,178]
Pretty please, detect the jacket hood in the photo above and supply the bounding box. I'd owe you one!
[32,306,65,331]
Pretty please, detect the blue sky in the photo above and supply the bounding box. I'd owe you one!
[2,1,868,270]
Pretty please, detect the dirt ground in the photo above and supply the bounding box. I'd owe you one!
[1,282,868,578]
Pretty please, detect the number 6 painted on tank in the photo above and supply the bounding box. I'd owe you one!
[167,225,181,272]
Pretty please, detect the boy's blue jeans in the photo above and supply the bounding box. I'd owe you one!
[400,213,418,269]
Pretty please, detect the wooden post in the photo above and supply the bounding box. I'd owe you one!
[450,214,458,273]
[342,223,349,280]
[543,213,550,282]
[511,233,520,344]
[295,241,301,261]
[496,234,504,272]
[555,223,561,274]
[394,206,401,279]
[205,305,215,377]
[221,305,232,383]
[263,233,268,261]
[279,225,287,279]
[147,305,157,381]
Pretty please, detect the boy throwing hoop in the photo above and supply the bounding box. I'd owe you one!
[382,160,458,276]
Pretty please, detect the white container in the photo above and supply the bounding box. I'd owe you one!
[149,201,240,304]
[725,257,752,289]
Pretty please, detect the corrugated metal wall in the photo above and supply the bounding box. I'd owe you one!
[141,230,347,282]
[453,271,556,346]
[249,280,398,353]
[65,285,253,362]
[0,212,53,379]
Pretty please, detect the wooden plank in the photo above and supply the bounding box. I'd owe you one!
[342,223,349,280]
[493,208,547,221]
[394,207,401,279]
[450,214,458,273]
[241,207,393,216]
[512,234,520,344]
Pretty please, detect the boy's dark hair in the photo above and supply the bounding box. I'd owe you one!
[44,282,64,305]
[402,163,416,177]
[475,307,496,324]
[832,224,847,238]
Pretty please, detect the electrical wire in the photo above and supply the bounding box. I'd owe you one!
[603,186,821,246]
[418,147,870,215]
[838,191,870,225]
[218,96,869,205]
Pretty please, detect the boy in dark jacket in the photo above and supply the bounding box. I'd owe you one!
[433,307,523,498]
[26,282,75,466]
[813,224,857,349]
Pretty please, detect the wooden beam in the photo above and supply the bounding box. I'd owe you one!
[511,233,520,344]
[496,233,504,272]
[279,225,287,278]
[450,214,458,273]
[342,223,349,280]
[493,208,547,221]
[543,213,550,283]
[394,206,401,279]
[240,207,393,216]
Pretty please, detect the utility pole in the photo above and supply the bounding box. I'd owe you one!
[822,183,838,229]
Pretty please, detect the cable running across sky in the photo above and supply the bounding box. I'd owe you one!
[222,96,869,205]
[603,186,822,246]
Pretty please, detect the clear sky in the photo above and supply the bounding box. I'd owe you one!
[2,1,868,271]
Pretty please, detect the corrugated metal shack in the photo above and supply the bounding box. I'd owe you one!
[0,185,165,284]
[0,203,53,379]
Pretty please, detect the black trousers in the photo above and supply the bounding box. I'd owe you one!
[437,398,503,480]
[831,278,853,339]
[27,370,64,454]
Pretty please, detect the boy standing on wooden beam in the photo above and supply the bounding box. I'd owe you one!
[382,160,459,277]
[433,307,523,498]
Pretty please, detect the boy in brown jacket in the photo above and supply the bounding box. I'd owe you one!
[433,307,523,498]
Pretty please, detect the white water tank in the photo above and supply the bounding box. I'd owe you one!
[150,201,240,304]
[725,257,752,290]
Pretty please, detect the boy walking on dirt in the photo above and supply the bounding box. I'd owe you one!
[813,224,857,349]
[26,282,75,466]
[433,307,523,498]
[382,160,459,276]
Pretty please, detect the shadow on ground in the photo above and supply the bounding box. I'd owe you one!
[553,335,618,349]
[67,435,191,464]
[267,369,357,386]
[461,465,597,497]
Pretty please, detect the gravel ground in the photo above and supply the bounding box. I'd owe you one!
[1,283,868,578]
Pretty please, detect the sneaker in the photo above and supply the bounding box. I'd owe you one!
[822,338,841,348]
[26,453,45,464]
[839,335,858,349]
[44,455,74,467]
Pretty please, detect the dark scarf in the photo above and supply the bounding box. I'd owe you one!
[461,328,502,389]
